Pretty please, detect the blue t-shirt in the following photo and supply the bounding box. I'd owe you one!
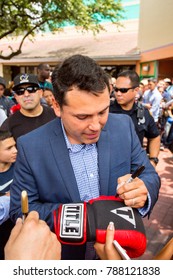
[0,163,14,193]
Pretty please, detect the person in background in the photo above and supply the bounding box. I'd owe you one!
[9,54,160,260]
[37,63,53,90]
[157,80,165,96]
[0,108,7,125]
[4,211,61,260]
[163,78,173,101]
[42,87,55,107]
[0,77,15,117]
[108,75,116,105]
[1,73,56,141]
[109,70,160,168]
[140,78,149,92]
[0,129,17,259]
[142,78,162,124]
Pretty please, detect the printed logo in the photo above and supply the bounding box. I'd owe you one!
[111,206,136,228]
[20,74,29,83]
[0,179,13,191]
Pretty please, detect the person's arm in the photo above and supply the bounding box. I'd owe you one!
[148,135,160,167]
[9,138,61,228]
[165,99,173,108]
[113,115,160,217]
[0,117,9,130]
[0,109,7,125]
[5,211,61,260]
[153,238,173,260]
[143,103,152,110]
[0,195,10,225]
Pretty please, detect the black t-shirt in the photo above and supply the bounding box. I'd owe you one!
[1,105,56,141]
[109,101,160,145]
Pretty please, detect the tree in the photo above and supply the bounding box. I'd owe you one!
[0,0,124,60]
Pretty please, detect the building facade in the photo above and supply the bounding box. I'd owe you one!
[137,0,173,80]
[0,0,172,85]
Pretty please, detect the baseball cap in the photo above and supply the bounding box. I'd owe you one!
[0,76,6,88]
[140,79,148,86]
[13,74,39,90]
[164,78,172,83]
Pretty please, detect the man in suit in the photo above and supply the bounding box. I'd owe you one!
[10,54,160,260]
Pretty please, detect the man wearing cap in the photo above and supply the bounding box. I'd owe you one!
[0,76,15,117]
[1,73,56,141]
[163,78,173,102]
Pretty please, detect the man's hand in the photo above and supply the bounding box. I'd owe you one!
[116,174,148,208]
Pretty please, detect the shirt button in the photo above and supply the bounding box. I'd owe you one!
[90,173,94,178]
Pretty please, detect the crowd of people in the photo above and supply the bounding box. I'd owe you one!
[0,56,172,260]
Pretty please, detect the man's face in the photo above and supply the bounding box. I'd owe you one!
[0,137,17,164]
[0,84,5,98]
[115,77,138,107]
[55,86,110,144]
[40,65,51,80]
[148,81,155,91]
[14,84,42,111]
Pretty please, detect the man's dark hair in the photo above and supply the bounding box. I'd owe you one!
[148,78,157,84]
[139,82,144,86]
[0,129,12,141]
[43,87,54,93]
[37,63,49,70]
[117,70,140,87]
[51,54,110,107]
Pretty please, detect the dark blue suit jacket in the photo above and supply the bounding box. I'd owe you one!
[10,114,160,259]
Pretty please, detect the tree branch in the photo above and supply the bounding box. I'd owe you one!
[0,18,51,60]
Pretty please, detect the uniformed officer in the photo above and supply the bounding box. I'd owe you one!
[109,70,160,168]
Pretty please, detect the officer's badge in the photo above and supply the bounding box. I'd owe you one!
[138,116,145,124]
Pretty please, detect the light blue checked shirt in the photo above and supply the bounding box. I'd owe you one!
[61,121,100,202]
[61,120,150,217]
[61,120,150,259]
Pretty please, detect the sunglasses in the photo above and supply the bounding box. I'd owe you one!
[14,86,39,96]
[114,86,136,93]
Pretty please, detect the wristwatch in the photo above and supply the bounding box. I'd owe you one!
[149,157,159,165]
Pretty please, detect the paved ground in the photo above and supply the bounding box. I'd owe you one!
[138,147,173,260]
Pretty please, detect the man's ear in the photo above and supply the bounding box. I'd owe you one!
[38,89,43,97]
[52,99,61,117]
[14,93,19,103]
[134,86,139,93]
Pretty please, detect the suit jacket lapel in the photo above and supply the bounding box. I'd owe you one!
[49,119,81,202]
[97,125,110,195]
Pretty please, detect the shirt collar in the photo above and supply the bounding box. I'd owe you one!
[61,119,96,152]
[113,100,137,115]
